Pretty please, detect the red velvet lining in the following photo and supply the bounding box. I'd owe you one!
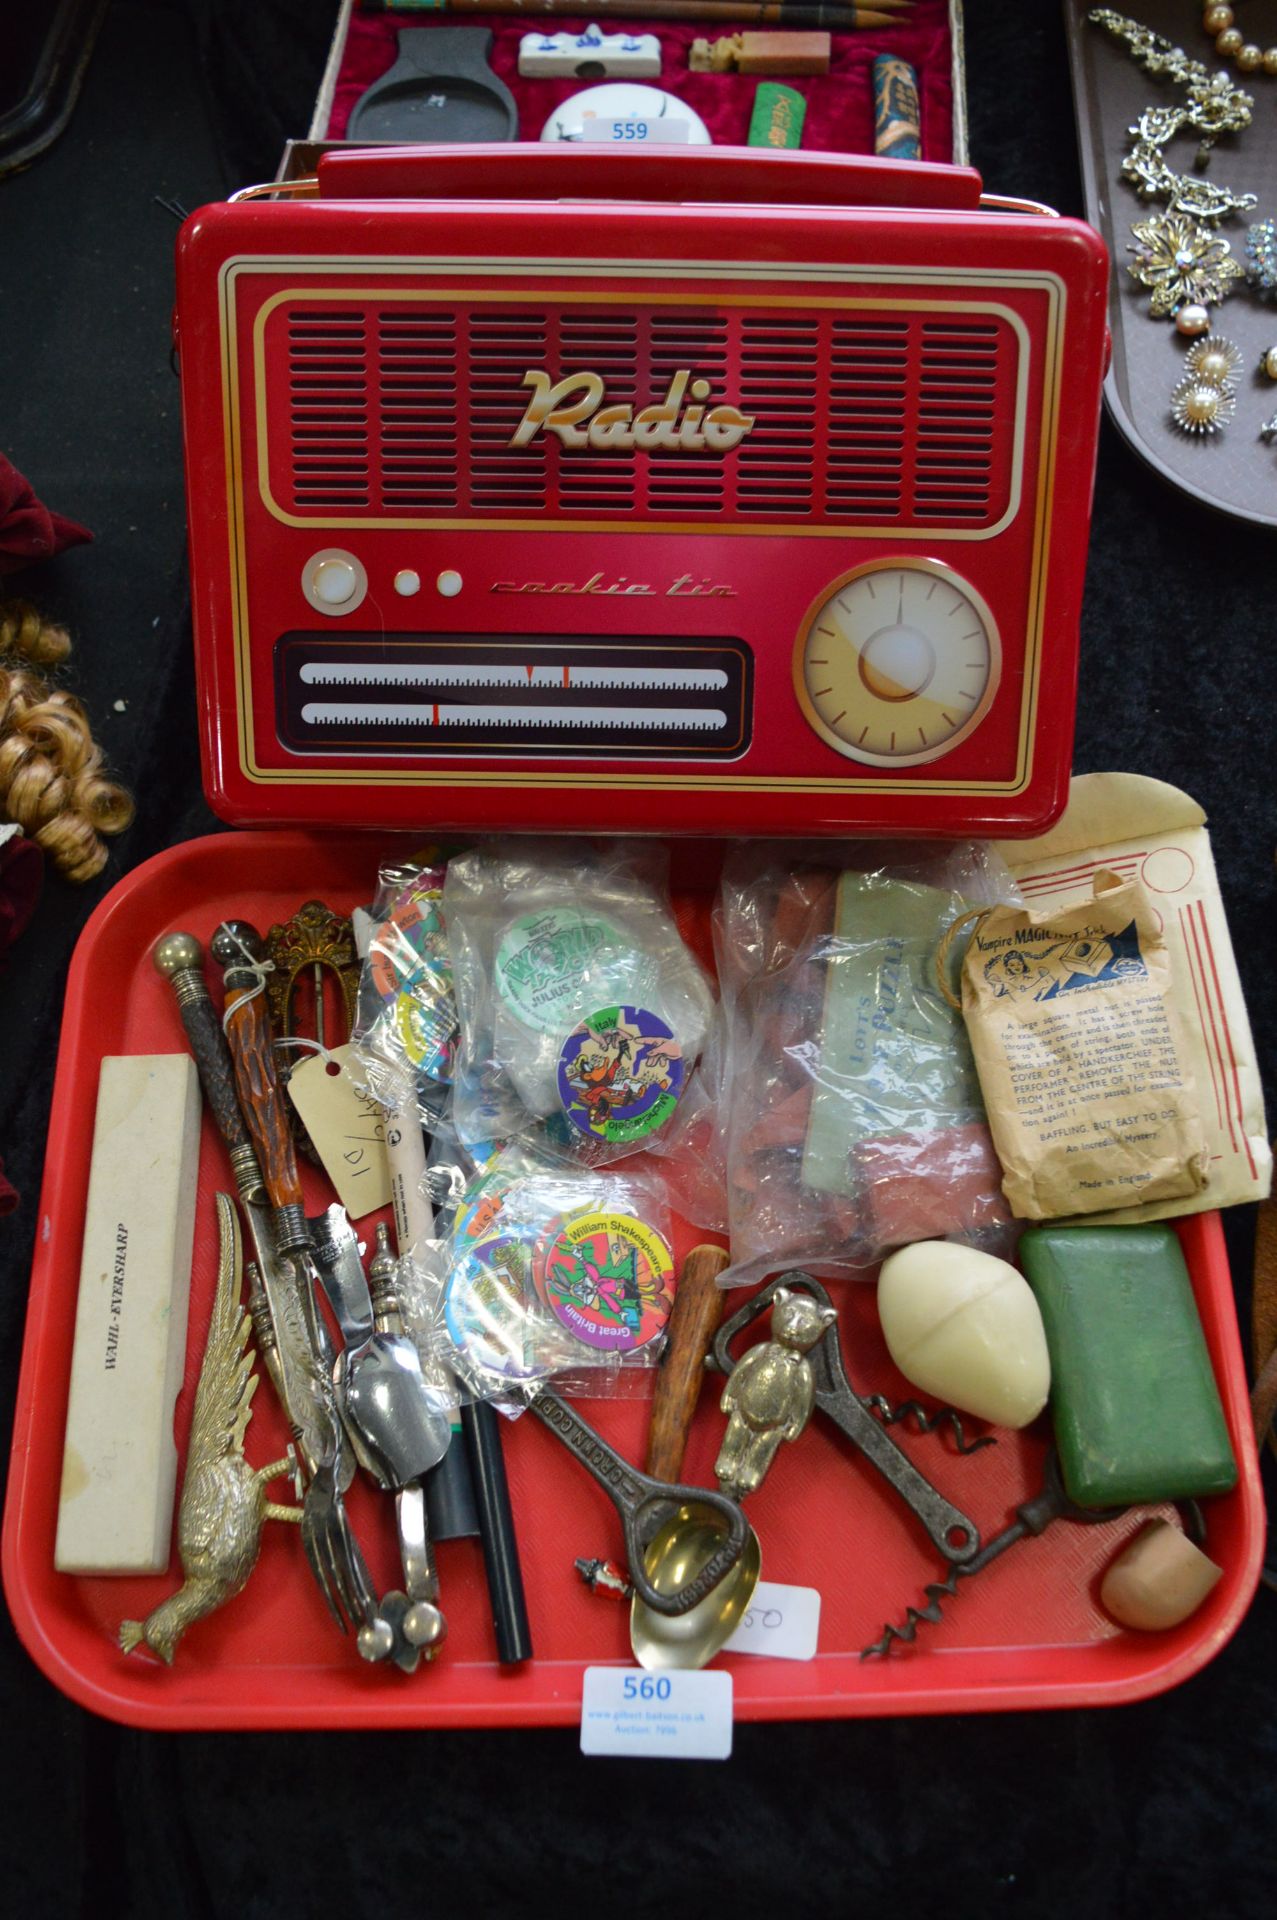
[326,5,954,159]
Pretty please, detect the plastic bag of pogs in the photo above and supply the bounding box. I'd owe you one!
[429,1152,679,1410]
[443,839,716,1186]
[351,861,457,1122]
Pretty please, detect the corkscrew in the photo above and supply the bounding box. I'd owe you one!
[859,1396,994,1457]
[862,1449,1127,1658]
[709,1272,984,1568]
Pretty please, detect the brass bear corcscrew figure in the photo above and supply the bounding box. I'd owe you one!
[714,1287,837,1500]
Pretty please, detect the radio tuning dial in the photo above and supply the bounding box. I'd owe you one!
[794,558,1001,768]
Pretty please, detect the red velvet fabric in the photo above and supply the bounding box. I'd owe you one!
[0,453,92,575]
[328,5,954,158]
[0,833,42,974]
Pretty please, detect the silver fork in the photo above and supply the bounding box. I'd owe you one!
[255,1246,377,1636]
[300,1447,378,1634]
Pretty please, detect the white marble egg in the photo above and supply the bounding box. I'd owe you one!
[877,1241,1050,1430]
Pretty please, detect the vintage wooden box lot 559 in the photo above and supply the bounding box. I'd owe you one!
[1,143,1264,1729]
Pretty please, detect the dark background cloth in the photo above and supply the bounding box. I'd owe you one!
[0,3,1274,1915]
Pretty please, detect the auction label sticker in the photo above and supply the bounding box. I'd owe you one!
[723,1582,821,1662]
[537,1210,674,1353]
[580,1668,732,1760]
[557,1005,684,1146]
[495,907,627,1034]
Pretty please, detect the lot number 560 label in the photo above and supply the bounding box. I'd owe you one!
[580,1668,732,1759]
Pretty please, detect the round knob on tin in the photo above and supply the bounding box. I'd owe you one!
[301,548,368,617]
[312,557,358,606]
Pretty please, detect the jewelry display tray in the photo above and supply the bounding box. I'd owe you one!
[1066,0,1277,528]
[2,829,1263,1731]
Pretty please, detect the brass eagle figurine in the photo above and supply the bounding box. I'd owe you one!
[120,1192,301,1664]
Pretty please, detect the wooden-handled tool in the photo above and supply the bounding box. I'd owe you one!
[209,920,396,1646]
[646,1243,730,1481]
[154,930,326,1476]
[209,913,345,1397]
[211,921,309,1249]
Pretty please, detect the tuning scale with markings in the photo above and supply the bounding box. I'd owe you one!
[276,637,753,757]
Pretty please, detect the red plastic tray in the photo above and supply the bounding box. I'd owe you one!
[3,830,1264,1729]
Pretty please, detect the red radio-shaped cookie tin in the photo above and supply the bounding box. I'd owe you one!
[175,146,1109,839]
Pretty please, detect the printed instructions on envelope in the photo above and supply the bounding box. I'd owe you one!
[995,773,1270,1222]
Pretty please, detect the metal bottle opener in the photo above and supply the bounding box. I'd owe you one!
[525,1389,752,1617]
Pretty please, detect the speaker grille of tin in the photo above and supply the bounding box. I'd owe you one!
[278,302,1012,527]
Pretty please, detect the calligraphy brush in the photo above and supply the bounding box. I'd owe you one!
[372,1,916,24]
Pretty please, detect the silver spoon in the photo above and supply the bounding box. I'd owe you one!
[310,1205,452,1487]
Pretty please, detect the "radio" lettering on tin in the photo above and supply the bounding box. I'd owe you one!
[509,369,756,453]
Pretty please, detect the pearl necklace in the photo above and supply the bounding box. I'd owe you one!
[1202,5,1277,73]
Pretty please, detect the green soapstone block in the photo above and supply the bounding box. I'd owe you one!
[801,873,983,1195]
[1019,1223,1238,1508]
[748,83,806,150]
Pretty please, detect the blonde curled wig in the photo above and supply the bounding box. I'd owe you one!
[0,599,72,669]
[0,605,133,883]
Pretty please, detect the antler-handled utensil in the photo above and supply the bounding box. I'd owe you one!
[209,920,382,1638]
[153,931,335,1485]
[210,921,317,1258]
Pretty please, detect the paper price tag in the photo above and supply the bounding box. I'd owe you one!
[580,116,689,144]
[580,1667,732,1759]
[723,1581,821,1662]
[286,1043,392,1220]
